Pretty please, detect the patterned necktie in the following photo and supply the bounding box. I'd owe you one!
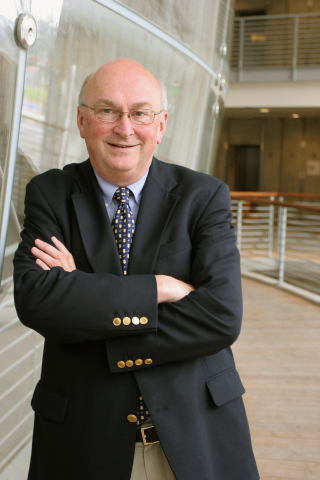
[112,187,148,428]
[111,187,135,276]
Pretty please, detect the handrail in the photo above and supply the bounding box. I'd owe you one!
[230,191,320,200]
[235,12,320,21]
[230,196,320,299]
[231,12,320,81]
[230,196,320,213]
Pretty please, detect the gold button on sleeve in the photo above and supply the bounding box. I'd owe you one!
[132,316,139,325]
[113,317,121,326]
[123,316,131,325]
[140,317,148,325]
[144,358,153,365]
[135,359,143,366]
[127,414,138,423]
[126,360,133,367]
[117,361,125,368]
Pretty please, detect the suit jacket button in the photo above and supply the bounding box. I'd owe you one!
[132,317,139,325]
[126,360,134,367]
[117,361,125,368]
[127,414,138,423]
[144,358,153,365]
[113,317,121,326]
[123,316,131,325]
[140,317,148,324]
[135,359,143,366]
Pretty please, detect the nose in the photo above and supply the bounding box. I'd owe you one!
[113,113,135,137]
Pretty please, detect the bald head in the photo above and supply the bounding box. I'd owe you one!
[78,59,167,111]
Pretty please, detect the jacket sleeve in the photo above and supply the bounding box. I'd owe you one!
[13,181,158,344]
[105,183,243,372]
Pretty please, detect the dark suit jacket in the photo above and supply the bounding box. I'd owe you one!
[14,158,259,480]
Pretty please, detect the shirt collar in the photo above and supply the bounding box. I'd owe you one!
[93,168,149,207]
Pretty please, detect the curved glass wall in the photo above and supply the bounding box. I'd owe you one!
[0,0,234,471]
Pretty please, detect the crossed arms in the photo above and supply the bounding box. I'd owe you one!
[31,237,195,304]
[14,176,242,372]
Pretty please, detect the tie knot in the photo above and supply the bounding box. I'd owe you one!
[114,187,131,204]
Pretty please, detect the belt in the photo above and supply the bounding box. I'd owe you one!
[136,424,160,446]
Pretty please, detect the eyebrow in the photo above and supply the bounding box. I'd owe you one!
[94,98,152,109]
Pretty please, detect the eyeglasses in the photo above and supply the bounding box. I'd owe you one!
[81,104,162,125]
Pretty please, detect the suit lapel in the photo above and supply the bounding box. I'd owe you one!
[128,158,180,275]
[72,160,122,275]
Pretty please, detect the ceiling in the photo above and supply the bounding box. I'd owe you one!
[224,107,320,118]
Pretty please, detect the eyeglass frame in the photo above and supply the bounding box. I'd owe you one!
[81,103,163,125]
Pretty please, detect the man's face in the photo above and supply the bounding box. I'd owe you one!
[77,60,167,185]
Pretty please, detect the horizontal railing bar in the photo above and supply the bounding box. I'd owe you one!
[231,192,320,199]
[242,33,295,38]
[242,51,294,56]
[0,411,33,447]
[0,431,33,470]
[243,45,296,50]
[240,63,295,67]
[243,33,295,38]
[0,390,33,424]
[0,330,33,356]
[284,272,320,282]
[287,231,320,234]
[234,12,320,21]
[231,198,320,212]
[284,261,320,269]
[297,51,320,56]
[243,43,293,51]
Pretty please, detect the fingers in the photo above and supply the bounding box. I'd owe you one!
[155,275,195,303]
[34,238,61,259]
[31,238,76,272]
[35,258,50,271]
[31,246,61,269]
[51,236,70,255]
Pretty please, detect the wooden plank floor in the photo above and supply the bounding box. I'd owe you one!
[234,278,320,480]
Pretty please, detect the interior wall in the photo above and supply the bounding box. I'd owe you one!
[235,0,320,14]
[214,116,320,193]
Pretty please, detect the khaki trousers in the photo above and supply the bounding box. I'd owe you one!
[130,442,176,480]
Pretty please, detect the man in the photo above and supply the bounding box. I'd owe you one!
[14,59,259,480]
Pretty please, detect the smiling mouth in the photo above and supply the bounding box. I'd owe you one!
[109,143,138,148]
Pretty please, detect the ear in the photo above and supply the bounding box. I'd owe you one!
[77,106,85,139]
[156,111,168,145]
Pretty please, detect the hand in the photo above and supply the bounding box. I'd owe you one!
[155,275,195,303]
[31,237,76,272]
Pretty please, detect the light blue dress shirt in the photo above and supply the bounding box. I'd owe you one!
[93,169,149,222]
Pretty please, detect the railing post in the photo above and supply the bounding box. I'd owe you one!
[236,200,243,252]
[238,18,244,81]
[277,196,284,257]
[278,206,287,286]
[292,14,299,80]
[268,196,274,257]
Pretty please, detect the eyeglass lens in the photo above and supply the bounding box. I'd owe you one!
[94,106,155,124]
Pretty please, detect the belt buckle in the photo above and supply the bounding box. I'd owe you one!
[141,424,159,446]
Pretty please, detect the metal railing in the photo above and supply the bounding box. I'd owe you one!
[231,12,320,81]
[230,192,320,299]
